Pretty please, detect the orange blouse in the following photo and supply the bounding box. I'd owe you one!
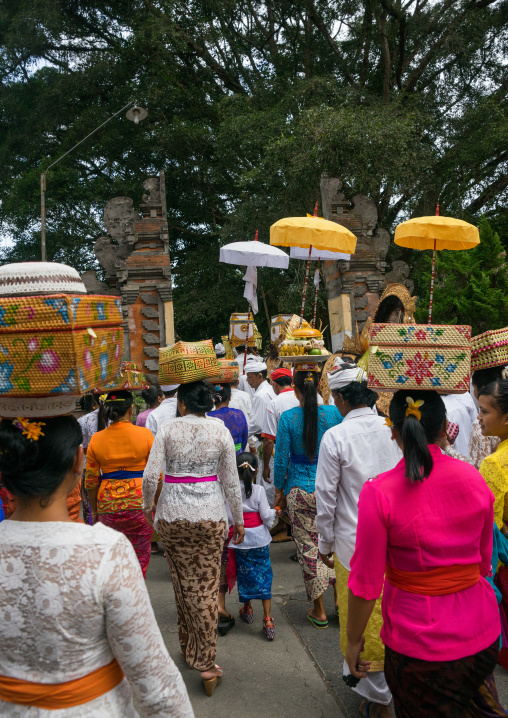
[84,421,157,513]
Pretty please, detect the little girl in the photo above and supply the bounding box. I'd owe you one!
[226,452,279,640]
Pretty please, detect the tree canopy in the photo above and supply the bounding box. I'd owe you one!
[1,0,507,340]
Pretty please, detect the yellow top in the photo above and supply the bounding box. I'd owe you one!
[479,438,508,529]
[270,216,357,254]
[394,215,480,251]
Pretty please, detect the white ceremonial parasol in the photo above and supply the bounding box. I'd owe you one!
[220,230,290,269]
[289,246,350,261]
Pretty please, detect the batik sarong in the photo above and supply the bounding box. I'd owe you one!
[287,487,335,601]
[384,641,501,717]
[99,509,152,578]
[235,545,272,602]
[158,518,226,672]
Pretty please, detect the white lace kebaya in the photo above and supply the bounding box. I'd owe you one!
[143,414,244,526]
[0,521,194,718]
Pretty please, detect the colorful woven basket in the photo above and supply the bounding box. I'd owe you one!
[215,359,239,383]
[368,323,471,394]
[471,328,508,372]
[159,340,221,385]
[98,361,145,392]
[0,294,123,399]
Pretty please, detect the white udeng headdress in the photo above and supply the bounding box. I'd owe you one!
[244,360,267,374]
[327,357,362,391]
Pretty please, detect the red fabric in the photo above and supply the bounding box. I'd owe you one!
[226,511,263,592]
[386,563,481,596]
[99,510,153,579]
[271,368,292,381]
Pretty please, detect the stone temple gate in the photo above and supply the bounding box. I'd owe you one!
[81,171,175,384]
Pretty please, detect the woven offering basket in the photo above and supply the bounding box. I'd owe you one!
[159,339,221,384]
[368,324,471,394]
[98,361,145,391]
[471,328,508,371]
[215,359,239,383]
[0,294,123,398]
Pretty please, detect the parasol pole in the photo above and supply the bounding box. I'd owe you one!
[300,202,318,325]
[312,262,320,328]
[428,203,439,324]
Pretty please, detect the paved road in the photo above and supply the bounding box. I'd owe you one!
[145,540,508,717]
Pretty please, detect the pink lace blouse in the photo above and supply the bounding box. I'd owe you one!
[349,444,500,661]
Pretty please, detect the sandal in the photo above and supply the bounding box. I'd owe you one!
[263,616,276,640]
[307,614,329,629]
[239,606,254,624]
[218,613,235,636]
[202,665,223,697]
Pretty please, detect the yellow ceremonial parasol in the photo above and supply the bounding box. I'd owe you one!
[271,203,357,323]
[394,206,480,324]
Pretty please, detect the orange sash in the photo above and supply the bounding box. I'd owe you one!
[0,658,123,709]
[386,563,481,596]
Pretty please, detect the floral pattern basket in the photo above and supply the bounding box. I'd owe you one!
[471,328,508,372]
[368,323,471,394]
[215,359,239,383]
[0,294,123,397]
[98,361,145,392]
[159,339,221,384]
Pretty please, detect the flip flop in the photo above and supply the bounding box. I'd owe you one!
[218,614,235,636]
[307,614,329,629]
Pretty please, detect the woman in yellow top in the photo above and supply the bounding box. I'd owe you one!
[85,391,161,578]
[478,379,508,531]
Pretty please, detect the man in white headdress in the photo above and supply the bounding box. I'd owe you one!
[146,384,180,437]
[214,342,226,359]
[315,357,401,717]
[245,359,276,505]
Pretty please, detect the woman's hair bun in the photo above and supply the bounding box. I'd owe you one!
[177,381,214,414]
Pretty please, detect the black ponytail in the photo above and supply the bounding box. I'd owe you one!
[389,390,446,483]
[213,383,232,406]
[294,371,319,461]
[97,399,108,431]
[236,451,258,499]
[102,390,133,424]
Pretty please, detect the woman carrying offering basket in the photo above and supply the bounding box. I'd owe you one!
[143,340,245,697]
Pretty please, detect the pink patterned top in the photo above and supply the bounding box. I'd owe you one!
[349,444,500,661]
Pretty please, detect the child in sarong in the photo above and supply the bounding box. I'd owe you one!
[226,452,279,640]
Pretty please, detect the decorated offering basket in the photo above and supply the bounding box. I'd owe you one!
[159,339,221,384]
[471,328,508,372]
[0,294,123,399]
[215,359,239,383]
[98,361,145,392]
[367,323,471,394]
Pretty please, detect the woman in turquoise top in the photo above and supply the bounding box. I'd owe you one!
[274,370,342,628]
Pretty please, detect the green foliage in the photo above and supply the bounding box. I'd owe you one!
[0,1,507,341]
[414,218,508,334]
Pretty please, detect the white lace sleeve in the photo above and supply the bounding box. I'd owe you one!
[99,535,194,718]
[218,434,244,525]
[143,430,165,509]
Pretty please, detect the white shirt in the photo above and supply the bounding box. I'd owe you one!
[146,397,178,437]
[229,387,252,425]
[0,522,193,718]
[315,407,402,570]
[78,409,99,449]
[249,380,276,437]
[226,483,277,549]
[442,392,477,458]
[262,388,323,439]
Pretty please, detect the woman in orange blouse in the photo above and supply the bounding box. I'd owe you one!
[85,391,162,578]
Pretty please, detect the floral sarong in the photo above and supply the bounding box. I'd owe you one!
[235,545,272,602]
[99,509,152,578]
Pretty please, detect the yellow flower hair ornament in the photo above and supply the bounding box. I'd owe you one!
[405,397,424,421]
[13,417,45,441]
[385,417,393,428]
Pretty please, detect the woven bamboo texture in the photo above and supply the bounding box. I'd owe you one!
[159,339,221,384]
[0,294,122,332]
[471,328,508,371]
[98,362,145,391]
[215,359,239,383]
[368,323,471,394]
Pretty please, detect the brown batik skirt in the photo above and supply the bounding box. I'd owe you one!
[384,640,502,717]
[157,518,226,672]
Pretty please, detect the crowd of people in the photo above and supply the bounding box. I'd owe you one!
[1,274,508,717]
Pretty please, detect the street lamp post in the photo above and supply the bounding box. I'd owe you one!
[40,100,148,261]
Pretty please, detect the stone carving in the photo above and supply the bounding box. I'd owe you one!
[93,197,140,282]
[383,260,414,294]
[142,177,162,204]
[79,270,113,295]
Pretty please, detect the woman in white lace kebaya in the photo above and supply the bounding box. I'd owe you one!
[143,380,245,696]
[0,414,193,717]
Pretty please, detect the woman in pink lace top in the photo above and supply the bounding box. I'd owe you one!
[346,390,501,718]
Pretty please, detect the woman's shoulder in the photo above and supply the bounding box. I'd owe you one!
[0,520,127,550]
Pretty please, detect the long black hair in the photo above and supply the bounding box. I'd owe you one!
[294,371,319,461]
[389,390,446,483]
[472,366,508,391]
[0,416,82,503]
[334,380,378,409]
[177,381,214,414]
[102,390,133,424]
[236,451,258,499]
[478,379,508,414]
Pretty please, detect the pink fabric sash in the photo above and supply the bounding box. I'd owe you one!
[164,475,218,484]
[226,511,263,593]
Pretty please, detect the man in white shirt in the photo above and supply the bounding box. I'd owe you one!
[245,359,276,505]
[146,384,179,437]
[229,379,252,425]
[442,392,477,458]
[315,358,401,715]
[237,350,259,399]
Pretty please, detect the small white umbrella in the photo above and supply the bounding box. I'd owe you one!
[289,246,350,261]
[220,230,290,269]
